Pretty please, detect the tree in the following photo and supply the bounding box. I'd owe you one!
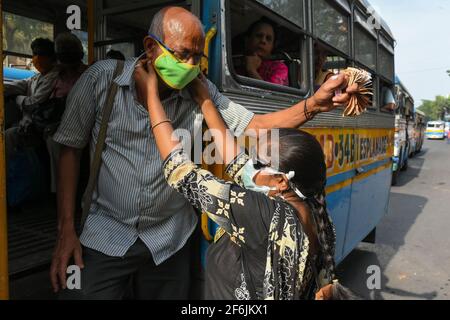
[418,96,450,121]
[3,12,53,55]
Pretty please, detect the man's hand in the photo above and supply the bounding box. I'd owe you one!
[50,227,84,292]
[188,74,211,106]
[311,73,359,113]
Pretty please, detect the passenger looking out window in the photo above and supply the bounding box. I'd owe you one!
[235,18,289,86]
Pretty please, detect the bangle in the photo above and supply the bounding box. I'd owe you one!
[151,119,172,132]
[303,99,315,121]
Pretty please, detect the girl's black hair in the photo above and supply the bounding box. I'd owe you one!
[276,128,337,282]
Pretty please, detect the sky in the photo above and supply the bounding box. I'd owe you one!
[369,0,450,106]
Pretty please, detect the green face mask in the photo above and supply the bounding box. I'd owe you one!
[153,42,200,90]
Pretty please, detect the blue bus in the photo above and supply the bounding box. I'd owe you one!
[0,0,396,298]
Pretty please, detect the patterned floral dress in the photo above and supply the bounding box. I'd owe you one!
[163,149,328,300]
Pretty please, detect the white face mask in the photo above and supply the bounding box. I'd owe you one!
[241,159,308,199]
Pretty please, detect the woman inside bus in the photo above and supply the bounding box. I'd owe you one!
[134,60,338,300]
[235,17,289,86]
[314,44,334,91]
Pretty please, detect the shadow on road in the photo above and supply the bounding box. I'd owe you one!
[394,148,428,187]
[336,191,438,300]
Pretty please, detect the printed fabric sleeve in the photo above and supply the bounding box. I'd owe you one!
[225,151,250,188]
[164,149,273,250]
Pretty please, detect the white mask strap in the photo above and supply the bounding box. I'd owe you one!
[293,187,308,200]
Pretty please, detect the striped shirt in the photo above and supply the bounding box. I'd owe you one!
[4,66,59,109]
[53,58,254,265]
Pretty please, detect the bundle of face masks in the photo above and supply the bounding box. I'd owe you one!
[341,67,373,117]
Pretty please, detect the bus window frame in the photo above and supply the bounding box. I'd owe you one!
[94,38,138,58]
[93,0,196,60]
[224,0,311,99]
[353,24,377,73]
[2,10,55,60]
[312,0,351,58]
[379,78,396,114]
[378,31,395,83]
[255,0,307,30]
[313,38,351,87]
[378,44,395,83]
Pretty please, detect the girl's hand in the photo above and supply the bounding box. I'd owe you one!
[134,59,159,102]
[188,73,211,106]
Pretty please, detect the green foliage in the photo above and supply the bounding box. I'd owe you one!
[418,96,450,121]
[2,12,53,55]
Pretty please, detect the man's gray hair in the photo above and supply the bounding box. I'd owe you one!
[148,8,166,39]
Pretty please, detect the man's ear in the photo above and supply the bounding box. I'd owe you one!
[143,36,157,60]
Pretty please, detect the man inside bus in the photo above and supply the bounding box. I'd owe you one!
[380,86,397,112]
[314,44,335,91]
[46,33,89,195]
[50,6,358,300]
[4,38,59,157]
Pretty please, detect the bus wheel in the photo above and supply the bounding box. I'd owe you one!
[391,170,399,186]
[362,228,376,244]
[401,158,408,171]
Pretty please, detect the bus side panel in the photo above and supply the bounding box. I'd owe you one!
[325,185,352,264]
[343,166,391,259]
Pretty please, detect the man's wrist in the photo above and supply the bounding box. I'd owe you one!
[57,217,76,235]
[306,96,321,116]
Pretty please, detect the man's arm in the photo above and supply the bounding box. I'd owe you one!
[245,73,358,134]
[16,70,59,109]
[50,146,84,292]
[50,63,98,292]
[4,78,29,97]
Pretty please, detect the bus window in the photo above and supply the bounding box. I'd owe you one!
[314,42,349,91]
[230,0,307,91]
[2,12,54,56]
[105,42,135,60]
[380,82,396,113]
[379,47,395,82]
[255,0,304,28]
[2,12,54,70]
[313,0,350,56]
[71,30,89,65]
[354,26,377,72]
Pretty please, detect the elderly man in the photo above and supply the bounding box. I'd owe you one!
[51,7,356,299]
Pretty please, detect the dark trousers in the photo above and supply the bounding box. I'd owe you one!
[59,237,193,300]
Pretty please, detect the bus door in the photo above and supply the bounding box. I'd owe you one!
[91,0,200,61]
[1,0,93,298]
[1,0,9,300]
